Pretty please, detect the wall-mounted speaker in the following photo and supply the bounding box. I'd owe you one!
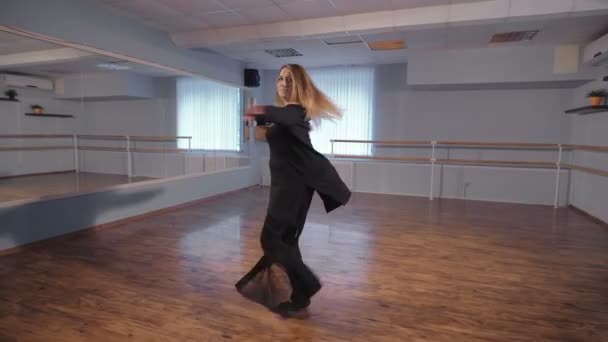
[244,69,260,87]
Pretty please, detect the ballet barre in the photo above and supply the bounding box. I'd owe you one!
[330,139,608,208]
[0,134,193,178]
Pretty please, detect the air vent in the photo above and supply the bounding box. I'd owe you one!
[367,40,406,51]
[322,36,363,46]
[490,30,539,43]
[264,48,302,58]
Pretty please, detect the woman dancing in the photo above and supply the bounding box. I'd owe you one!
[236,64,351,316]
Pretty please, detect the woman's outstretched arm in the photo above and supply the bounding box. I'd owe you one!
[245,105,306,126]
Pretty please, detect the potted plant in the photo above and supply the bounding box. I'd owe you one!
[31,104,43,114]
[587,89,607,106]
[4,89,18,101]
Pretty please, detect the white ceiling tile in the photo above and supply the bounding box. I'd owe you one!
[298,17,346,37]
[509,0,574,18]
[343,11,394,32]
[393,5,450,29]
[108,0,183,18]
[157,0,228,14]
[218,0,276,10]
[449,0,509,24]
[155,15,215,31]
[277,0,339,19]
[257,22,303,39]
[391,0,448,9]
[331,0,393,15]
[240,5,289,24]
[193,11,252,27]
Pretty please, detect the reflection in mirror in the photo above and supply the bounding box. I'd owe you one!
[0,30,250,204]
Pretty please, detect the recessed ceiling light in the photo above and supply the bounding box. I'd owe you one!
[490,30,539,43]
[96,63,131,70]
[322,36,363,46]
[367,40,406,51]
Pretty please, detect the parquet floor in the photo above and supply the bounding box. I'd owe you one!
[0,187,607,341]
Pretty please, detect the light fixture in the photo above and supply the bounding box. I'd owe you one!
[96,62,131,70]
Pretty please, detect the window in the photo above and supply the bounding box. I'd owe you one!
[307,66,374,156]
[177,77,241,151]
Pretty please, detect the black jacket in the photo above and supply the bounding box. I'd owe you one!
[255,104,351,212]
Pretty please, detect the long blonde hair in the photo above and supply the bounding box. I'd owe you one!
[275,64,342,124]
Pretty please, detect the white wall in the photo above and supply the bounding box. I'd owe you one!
[0,86,81,176]
[258,63,574,206]
[407,45,596,87]
[568,65,608,222]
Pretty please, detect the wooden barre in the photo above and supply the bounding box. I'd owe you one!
[129,136,192,141]
[78,146,126,152]
[0,146,73,151]
[332,139,430,146]
[436,158,557,167]
[563,144,608,153]
[131,148,192,153]
[332,155,559,167]
[563,163,608,177]
[0,134,73,139]
[77,135,191,141]
[333,155,430,162]
[77,146,191,154]
[436,141,561,149]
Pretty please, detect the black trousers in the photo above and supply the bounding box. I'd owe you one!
[235,182,321,308]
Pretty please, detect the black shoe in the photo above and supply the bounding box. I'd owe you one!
[273,301,310,319]
[291,295,311,310]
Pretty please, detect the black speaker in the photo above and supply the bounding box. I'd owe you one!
[244,69,260,87]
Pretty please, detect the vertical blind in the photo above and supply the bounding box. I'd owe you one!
[308,66,374,156]
[177,77,241,151]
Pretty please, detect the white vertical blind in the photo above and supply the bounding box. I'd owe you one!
[308,66,374,156]
[177,77,241,151]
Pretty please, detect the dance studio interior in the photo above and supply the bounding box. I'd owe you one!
[1,0,608,341]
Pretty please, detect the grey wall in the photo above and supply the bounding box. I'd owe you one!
[1,0,243,85]
[258,63,575,206]
[568,66,608,222]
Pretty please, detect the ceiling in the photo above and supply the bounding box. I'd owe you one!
[95,0,608,69]
[0,30,179,78]
[99,0,486,32]
[204,15,608,68]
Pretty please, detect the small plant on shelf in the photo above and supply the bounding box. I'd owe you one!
[4,89,18,101]
[587,89,607,106]
[31,104,43,114]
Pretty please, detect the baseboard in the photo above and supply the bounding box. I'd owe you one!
[568,205,608,226]
[0,185,259,257]
[0,170,75,179]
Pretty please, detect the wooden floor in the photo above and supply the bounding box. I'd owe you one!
[1,187,607,341]
[0,172,154,202]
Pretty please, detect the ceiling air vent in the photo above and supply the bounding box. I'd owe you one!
[264,48,302,58]
[322,36,363,46]
[490,30,539,43]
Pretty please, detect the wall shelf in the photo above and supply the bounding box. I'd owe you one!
[565,105,608,115]
[0,98,19,102]
[25,113,74,118]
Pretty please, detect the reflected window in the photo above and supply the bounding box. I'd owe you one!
[177,78,242,151]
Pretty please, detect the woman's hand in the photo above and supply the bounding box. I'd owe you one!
[244,105,265,121]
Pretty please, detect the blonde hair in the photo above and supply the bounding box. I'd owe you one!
[275,64,342,124]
